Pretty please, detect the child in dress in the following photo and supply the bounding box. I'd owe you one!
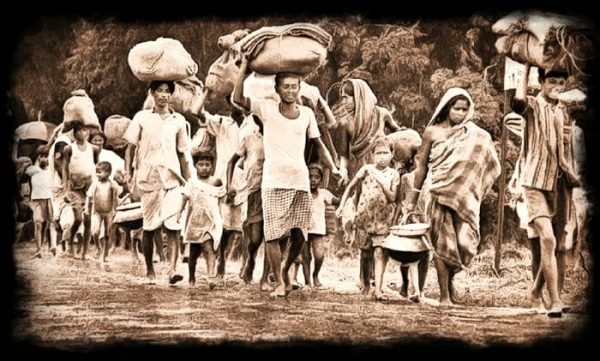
[178,150,226,287]
[337,137,399,300]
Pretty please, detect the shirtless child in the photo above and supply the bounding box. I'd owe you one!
[86,161,119,262]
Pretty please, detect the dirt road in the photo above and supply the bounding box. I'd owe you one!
[10,242,589,349]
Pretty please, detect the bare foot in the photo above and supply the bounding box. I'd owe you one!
[313,276,322,289]
[374,292,391,301]
[208,279,216,290]
[189,279,195,287]
[530,295,547,314]
[409,294,421,303]
[146,271,156,284]
[361,286,371,296]
[438,297,454,307]
[546,303,563,318]
[260,282,274,292]
[270,284,286,298]
[169,273,184,285]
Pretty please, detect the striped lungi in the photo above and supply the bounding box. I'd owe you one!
[262,188,312,242]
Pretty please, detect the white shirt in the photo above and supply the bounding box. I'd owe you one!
[309,188,335,235]
[250,99,320,192]
[26,165,53,200]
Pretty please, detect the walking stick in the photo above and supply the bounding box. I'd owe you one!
[493,89,509,277]
[493,57,518,277]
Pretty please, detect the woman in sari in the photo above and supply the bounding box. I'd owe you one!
[405,87,500,305]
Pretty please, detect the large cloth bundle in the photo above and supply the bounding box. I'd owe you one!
[104,115,131,140]
[14,121,56,142]
[143,76,205,114]
[386,128,422,165]
[234,23,331,75]
[128,37,198,82]
[205,23,331,96]
[493,12,593,74]
[62,89,100,131]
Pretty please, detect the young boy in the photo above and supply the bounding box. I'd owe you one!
[178,151,226,287]
[62,123,100,259]
[25,145,54,257]
[292,163,339,288]
[86,161,119,262]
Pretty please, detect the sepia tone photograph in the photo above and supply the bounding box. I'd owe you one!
[5,1,598,357]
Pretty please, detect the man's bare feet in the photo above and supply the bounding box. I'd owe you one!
[260,282,274,292]
[169,273,184,285]
[438,297,454,307]
[146,270,156,284]
[530,294,547,314]
[546,303,563,318]
[270,284,286,298]
[313,276,322,289]
[409,294,421,303]
[374,291,391,301]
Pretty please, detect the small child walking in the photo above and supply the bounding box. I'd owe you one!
[292,163,339,288]
[86,161,119,262]
[337,137,399,300]
[25,145,54,258]
[178,150,226,287]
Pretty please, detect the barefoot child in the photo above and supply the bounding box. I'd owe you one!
[178,150,226,287]
[25,145,53,258]
[337,137,399,300]
[86,161,119,262]
[292,163,339,288]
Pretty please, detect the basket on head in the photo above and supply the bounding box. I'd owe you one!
[104,115,131,140]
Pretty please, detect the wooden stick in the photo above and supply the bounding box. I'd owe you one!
[493,90,510,277]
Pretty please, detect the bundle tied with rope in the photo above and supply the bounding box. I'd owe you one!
[493,11,594,75]
[234,23,332,75]
[205,23,331,96]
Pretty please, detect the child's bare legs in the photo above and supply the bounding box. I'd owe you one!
[203,238,216,288]
[50,221,60,256]
[373,246,388,300]
[311,235,325,288]
[300,241,311,286]
[216,230,234,278]
[102,214,114,262]
[400,265,409,297]
[408,262,421,302]
[91,211,102,260]
[188,243,202,286]
[359,247,373,295]
[33,220,45,258]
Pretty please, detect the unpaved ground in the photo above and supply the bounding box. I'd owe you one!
[10,241,590,348]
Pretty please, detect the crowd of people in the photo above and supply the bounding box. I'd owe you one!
[13,41,587,319]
